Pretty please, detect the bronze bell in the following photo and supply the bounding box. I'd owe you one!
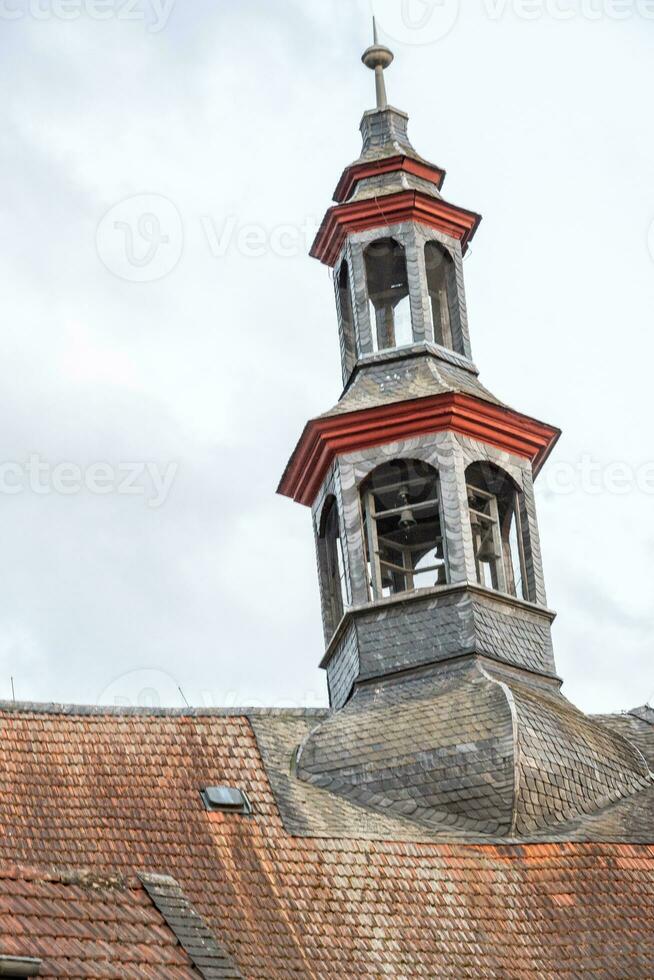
[398,488,416,530]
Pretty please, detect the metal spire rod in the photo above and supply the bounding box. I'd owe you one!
[362,18,394,110]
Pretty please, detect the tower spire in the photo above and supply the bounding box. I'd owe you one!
[362,18,394,110]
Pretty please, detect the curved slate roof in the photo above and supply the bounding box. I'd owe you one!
[296,659,652,840]
[297,659,515,836]
[356,106,426,166]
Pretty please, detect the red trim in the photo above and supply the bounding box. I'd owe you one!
[278,393,560,507]
[311,190,482,267]
[333,156,446,204]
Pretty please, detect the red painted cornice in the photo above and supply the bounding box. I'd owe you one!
[310,189,482,268]
[278,393,560,507]
[333,155,446,204]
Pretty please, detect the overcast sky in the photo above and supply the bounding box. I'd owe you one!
[0,0,652,714]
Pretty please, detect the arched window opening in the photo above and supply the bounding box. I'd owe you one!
[424,242,458,352]
[360,460,447,601]
[364,238,413,351]
[465,462,530,600]
[320,497,347,628]
[337,259,354,341]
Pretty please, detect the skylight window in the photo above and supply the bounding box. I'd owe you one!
[0,957,42,978]
[201,786,252,815]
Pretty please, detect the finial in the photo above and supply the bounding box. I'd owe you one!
[362,17,394,110]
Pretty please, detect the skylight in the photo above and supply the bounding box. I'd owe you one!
[201,786,252,816]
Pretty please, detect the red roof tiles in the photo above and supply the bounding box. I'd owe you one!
[0,865,198,978]
[0,706,653,978]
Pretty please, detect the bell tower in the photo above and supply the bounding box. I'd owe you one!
[277,29,651,839]
[280,27,560,708]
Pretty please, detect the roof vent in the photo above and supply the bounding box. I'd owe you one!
[0,957,42,977]
[201,786,252,815]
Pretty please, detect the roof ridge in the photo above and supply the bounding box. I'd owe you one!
[478,663,521,837]
[0,700,329,719]
[0,861,138,889]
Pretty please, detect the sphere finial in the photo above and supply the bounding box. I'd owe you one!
[362,17,394,110]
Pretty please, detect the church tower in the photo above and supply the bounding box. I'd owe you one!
[278,30,651,838]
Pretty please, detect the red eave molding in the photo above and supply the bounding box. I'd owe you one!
[278,393,560,507]
[333,155,446,204]
[311,189,482,268]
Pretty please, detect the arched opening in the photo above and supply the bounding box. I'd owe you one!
[364,238,413,351]
[360,459,447,601]
[424,241,459,352]
[465,462,530,600]
[337,259,355,348]
[319,496,346,628]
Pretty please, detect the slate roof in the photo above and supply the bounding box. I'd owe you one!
[0,701,653,977]
[356,106,427,166]
[321,348,505,419]
[333,106,447,205]
[295,659,652,839]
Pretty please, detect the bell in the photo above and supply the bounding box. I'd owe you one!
[477,528,499,563]
[435,565,447,586]
[398,488,416,530]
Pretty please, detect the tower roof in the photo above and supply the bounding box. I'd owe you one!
[326,23,451,215]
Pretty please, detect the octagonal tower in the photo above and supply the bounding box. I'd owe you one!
[277,30,651,839]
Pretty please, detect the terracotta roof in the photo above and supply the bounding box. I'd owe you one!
[0,865,199,978]
[0,703,653,977]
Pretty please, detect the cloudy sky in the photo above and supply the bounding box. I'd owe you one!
[0,0,652,714]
